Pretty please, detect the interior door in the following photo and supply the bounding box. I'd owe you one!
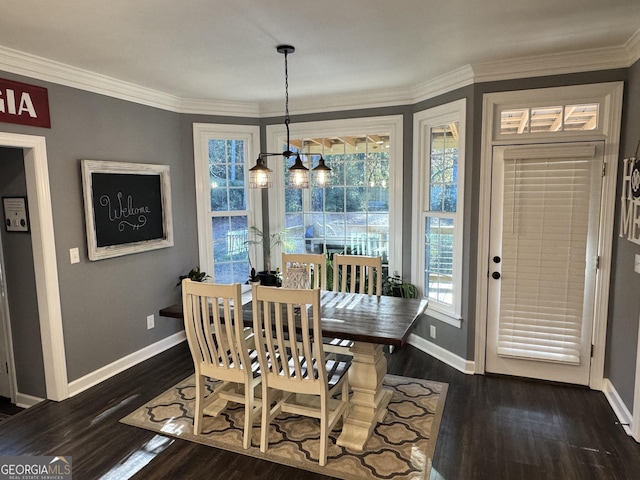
[486,142,603,385]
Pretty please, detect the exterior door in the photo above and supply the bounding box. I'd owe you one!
[486,142,603,385]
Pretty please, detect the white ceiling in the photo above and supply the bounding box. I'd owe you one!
[1,0,639,113]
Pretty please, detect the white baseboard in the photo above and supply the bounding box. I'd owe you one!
[603,378,633,436]
[15,392,44,409]
[408,333,476,374]
[67,331,186,398]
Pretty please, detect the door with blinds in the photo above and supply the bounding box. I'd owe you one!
[485,142,603,385]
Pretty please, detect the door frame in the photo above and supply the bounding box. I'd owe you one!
[474,82,623,390]
[0,132,68,401]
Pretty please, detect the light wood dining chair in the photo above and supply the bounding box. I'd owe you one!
[281,252,326,289]
[333,254,383,296]
[251,285,351,466]
[182,279,261,449]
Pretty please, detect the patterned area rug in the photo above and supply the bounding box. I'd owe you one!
[121,374,447,480]
[0,413,10,423]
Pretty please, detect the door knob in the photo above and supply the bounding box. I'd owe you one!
[492,272,501,280]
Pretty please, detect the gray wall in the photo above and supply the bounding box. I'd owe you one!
[607,58,640,409]
[0,147,45,397]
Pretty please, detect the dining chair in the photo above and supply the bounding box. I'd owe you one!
[333,253,383,296]
[326,254,383,354]
[182,279,261,449]
[281,252,326,289]
[251,285,351,466]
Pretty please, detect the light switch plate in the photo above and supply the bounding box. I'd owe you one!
[69,247,80,264]
[635,254,640,274]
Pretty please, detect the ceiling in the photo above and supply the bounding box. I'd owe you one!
[0,1,639,113]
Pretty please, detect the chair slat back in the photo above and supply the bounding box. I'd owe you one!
[333,254,382,296]
[252,285,325,392]
[182,280,251,374]
[282,252,326,289]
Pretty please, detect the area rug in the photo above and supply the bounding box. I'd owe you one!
[0,413,10,423]
[120,374,447,480]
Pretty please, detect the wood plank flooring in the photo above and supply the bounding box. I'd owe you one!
[0,342,639,479]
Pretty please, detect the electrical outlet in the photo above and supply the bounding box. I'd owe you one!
[146,314,155,330]
[430,325,436,339]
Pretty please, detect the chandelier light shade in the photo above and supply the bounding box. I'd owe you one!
[250,45,330,189]
[249,156,272,188]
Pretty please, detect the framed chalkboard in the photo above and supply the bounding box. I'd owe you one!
[81,160,174,261]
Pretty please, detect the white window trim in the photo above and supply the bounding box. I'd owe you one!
[266,115,403,276]
[412,99,466,328]
[192,123,263,277]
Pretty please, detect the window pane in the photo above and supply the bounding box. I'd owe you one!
[564,104,598,131]
[429,122,458,213]
[424,216,454,306]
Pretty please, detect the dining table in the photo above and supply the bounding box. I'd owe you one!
[159,289,427,451]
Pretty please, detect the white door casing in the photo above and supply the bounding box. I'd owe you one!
[485,142,603,385]
[475,82,623,391]
[0,133,68,401]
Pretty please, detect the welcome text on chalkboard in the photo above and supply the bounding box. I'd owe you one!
[82,160,173,261]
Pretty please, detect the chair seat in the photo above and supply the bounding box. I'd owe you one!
[278,357,350,388]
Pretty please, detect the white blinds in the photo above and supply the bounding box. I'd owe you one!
[497,146,596,364]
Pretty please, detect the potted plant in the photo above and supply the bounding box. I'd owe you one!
[176,267,211,286]
[382,272,419,298]
[246,226,291,286]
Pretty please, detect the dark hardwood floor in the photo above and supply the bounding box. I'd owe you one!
[0,342,639,479]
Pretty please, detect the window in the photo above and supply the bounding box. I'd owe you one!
[267,116,403,276]
[412,99,465,326]
[499,103,598,135]
[193,124,262,284]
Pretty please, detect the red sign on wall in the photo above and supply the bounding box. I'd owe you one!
[0,78,51,128]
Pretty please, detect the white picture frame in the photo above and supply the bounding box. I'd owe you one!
[81,160,174,261]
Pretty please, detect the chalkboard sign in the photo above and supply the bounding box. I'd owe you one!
[81,160,173,261]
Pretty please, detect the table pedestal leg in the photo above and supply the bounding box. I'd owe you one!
[336,342,391,451]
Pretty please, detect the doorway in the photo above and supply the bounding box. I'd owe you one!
[0,132,67,402]
[475,82,623,389]
[485,142,604,385]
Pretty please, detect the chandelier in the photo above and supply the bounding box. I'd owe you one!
[249,45,331,189]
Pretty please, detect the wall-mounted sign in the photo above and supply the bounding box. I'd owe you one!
[2,196,30,232]
[620,156,640,244]
[0,77,51,128]
[81,160,174,261]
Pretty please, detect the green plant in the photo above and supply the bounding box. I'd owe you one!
[382,273,418,298]
[177,267,211,286]
[246,226,293,273]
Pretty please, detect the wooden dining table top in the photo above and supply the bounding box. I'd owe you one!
[159,290,427,347]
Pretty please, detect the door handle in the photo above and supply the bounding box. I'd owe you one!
[493,256,501,263]
[492,271,501,280]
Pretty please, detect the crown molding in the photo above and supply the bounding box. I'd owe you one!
[411,65,475,104]
[179,97,261,117]
[0,33,638,118]
[0,45,183,112]
[472,44,633,83]
[626,27,640,65]
[259,86,416,117]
